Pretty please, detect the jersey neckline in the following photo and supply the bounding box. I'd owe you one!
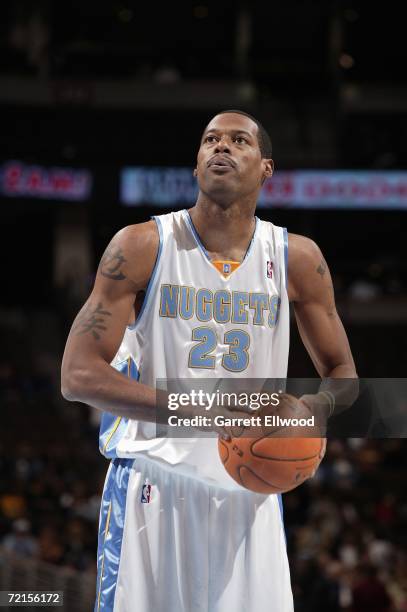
[183,209,259,279]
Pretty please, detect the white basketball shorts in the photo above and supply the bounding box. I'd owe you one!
[95,455,293,612]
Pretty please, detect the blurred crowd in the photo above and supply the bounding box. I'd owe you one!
[0,340,102,576]
[285,438,407,611]
[0,310,406,611]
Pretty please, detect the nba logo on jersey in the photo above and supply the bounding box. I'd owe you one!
[141,482,151,503]
[223,263,231,274]
[267,261,273,278]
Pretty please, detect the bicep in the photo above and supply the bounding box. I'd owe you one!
[289,234,355,376]
[63,222,158,368]
[64,282,136,365]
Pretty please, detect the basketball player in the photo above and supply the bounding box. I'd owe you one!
[61,110,357,612]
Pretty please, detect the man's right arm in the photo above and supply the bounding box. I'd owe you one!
[61,219,258,437]
[61,220,166,422]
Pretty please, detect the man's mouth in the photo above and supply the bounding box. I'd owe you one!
[208,156,235,169]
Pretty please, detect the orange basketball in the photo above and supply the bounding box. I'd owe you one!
[217,394,326,494]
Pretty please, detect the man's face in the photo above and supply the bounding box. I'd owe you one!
[195,113,273,203]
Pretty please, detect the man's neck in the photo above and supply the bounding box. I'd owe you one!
[188,198,257,262]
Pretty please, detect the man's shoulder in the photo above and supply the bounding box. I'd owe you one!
[287,233,325,301]
[113,220,160,256]
[288,233,321,267]
[116,219,159,243]
[288,232,318,252]
[101,221,160,289]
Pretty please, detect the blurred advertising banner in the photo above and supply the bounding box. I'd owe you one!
[0,160,93,202]
[121,167,407,209]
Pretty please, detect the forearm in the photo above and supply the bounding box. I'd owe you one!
[325,363,358,379]
[61,358,169,423]
[301,363,359,419]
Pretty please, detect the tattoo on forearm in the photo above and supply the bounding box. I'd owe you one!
[316,260,327,277]
[99,245,127,280]
[74,302,112,340]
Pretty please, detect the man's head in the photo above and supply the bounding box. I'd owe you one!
[194,110,273,207]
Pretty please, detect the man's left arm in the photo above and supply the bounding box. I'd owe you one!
[287,233,358,418]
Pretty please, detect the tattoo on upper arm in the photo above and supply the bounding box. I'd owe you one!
[74,302,112,340]
[99,245,127,280]
[316,259,327,277]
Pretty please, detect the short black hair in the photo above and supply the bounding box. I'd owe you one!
[208,109,273,158]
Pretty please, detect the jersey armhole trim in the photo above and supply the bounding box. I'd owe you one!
[283,227,288,287]
[127,215,163,331]
[184,209,211,261]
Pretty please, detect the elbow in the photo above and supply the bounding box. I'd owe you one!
[61,380,77,402]
[61,366,91,402]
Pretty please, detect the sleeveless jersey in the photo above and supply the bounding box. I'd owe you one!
[98,209,290,487]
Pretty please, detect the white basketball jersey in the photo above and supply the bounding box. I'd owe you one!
[99,209,290,487]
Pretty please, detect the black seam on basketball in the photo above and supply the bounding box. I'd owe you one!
[251,452,321,461]
[238,465,281,490]
[251,438,320,461]
[234,465,245,487]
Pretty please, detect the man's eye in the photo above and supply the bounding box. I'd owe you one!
[205,135,217,143]
[235,136,247,144]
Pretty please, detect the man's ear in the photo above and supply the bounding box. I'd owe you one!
[261,159,274,184]
[193,168,198,177]
[264,159,274,178]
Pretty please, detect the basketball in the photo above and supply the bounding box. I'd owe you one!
[218,394,326,494]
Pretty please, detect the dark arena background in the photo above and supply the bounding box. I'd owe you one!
[1,2,406,611]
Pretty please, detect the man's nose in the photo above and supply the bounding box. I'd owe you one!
[214,138,231,154]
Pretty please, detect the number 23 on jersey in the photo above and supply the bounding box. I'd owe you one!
[189,327,250,372]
